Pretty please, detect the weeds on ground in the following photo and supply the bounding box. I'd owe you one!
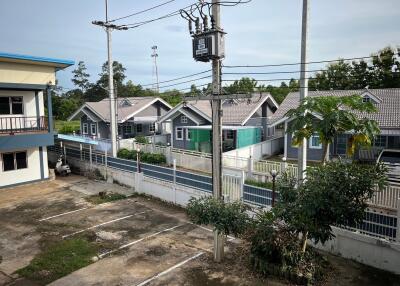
[85,192,127,205]
[16,238,98,285]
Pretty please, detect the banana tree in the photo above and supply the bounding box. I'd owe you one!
[286,95,380,164]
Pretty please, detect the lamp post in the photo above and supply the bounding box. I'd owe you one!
[270,169,278,207]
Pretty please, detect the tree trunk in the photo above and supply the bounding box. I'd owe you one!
[301,231,308,253]
[321,143,330,165]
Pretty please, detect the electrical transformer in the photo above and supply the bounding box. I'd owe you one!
[192,30,225,62]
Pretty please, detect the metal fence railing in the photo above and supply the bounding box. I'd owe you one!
[0,116,48,134]
[48,143,399,242]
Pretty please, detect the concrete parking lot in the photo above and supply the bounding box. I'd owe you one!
[0,176,252,286]
[1,175,399,286]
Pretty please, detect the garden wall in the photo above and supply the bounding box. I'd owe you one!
[313,226,400,275]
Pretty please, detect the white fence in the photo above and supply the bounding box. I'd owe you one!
[369,185,400,211]
[224,136,284,161]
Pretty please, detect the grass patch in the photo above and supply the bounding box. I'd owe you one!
[85,192,127,205]
[245,179,274,189]
[55,120,80,134]
[16,238,98,285]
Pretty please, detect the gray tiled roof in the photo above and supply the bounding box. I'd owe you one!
[187,93,274,125]
[85,97,162,123]
[269,88,400,129]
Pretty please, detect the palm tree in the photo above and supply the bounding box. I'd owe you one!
[286,95,380,164]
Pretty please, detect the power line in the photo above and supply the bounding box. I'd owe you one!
[119,0,252,29]
[109,0,178,23]
[140,69,211,87]
[222,56,376,68]
[157,75,212,89]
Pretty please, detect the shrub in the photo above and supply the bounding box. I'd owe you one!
[135,135,149,144]
[187,196,251,237]
[245,179,274,190]
[117,148,166,165]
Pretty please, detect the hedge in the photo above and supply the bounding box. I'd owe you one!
[117,148,166,165]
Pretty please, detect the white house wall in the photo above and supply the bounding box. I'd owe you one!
[0,147,48,188]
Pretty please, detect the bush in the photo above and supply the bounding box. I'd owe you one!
[135,136,149,144]
[117,148,166,165]
[187,196,251,237]
[245,179,274,190]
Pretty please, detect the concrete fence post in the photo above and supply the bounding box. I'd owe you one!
[173,159,177,204]
[89,145,92,169]
[281,157,287,174]
[247,156,254,179]
[397,198,400,243]
[240,170,245,202]
[80,144,83,161]
[104,149,108,181]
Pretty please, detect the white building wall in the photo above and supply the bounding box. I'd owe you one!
[0,147,47,188]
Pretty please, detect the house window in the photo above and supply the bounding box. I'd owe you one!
[374,135,387,148]
[149,123,156,132]
[82,123,88,134]
[226,130,234,140]
[123,125,132,134]
[181,115,188,124]
[176,127,183,140]
[136,124,143,133]
[2,151,27,172]
[267,127,275,137]
[186,129,191,141]
[309,134,322,149]
[90,123,97,135]
[0,96,23,115]
[363,96,371,103]
[336,135,347,155]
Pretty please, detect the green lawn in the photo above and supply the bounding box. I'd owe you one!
[17,238,98,285]
[85,193,127,205]
[55,120,80,134]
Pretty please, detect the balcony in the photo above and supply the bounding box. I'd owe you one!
[0,116,49,136]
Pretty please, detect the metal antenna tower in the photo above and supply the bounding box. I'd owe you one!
[151,46,160,93]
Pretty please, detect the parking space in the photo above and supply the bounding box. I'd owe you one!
[0,176,218,286]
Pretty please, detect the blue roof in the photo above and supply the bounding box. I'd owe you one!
[0,52,74,69]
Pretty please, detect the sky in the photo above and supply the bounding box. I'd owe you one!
[0,0,399,92]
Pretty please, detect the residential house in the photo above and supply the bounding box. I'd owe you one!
[0,52,74,188]
[268,89,400,161]
[68,97,172,140]
[158,93,279,152]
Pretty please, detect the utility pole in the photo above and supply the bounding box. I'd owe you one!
[92,0,127,157]
[211,0,224,262]
[298,0,309,181]
[151,46,160,93]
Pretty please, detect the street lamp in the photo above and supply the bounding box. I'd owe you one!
[270,169,278,207]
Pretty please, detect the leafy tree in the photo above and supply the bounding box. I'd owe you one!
[58,99,80,120]
[276,161,387,252]
[97,61,127,89]
[187,196,250,237]
[309,47,400,90]
[224,77,258,94]
[71,61,91,92]
[286,95,380,163]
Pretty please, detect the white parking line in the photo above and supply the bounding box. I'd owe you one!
[99,224,184,258]
[38,207,88,222]
[135,252,204,286]
[62,211,148,239]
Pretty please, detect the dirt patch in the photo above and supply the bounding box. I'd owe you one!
[145,246,168,257]
[96,230,124,241]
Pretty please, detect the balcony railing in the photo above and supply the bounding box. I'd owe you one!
[0,116,49,135]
